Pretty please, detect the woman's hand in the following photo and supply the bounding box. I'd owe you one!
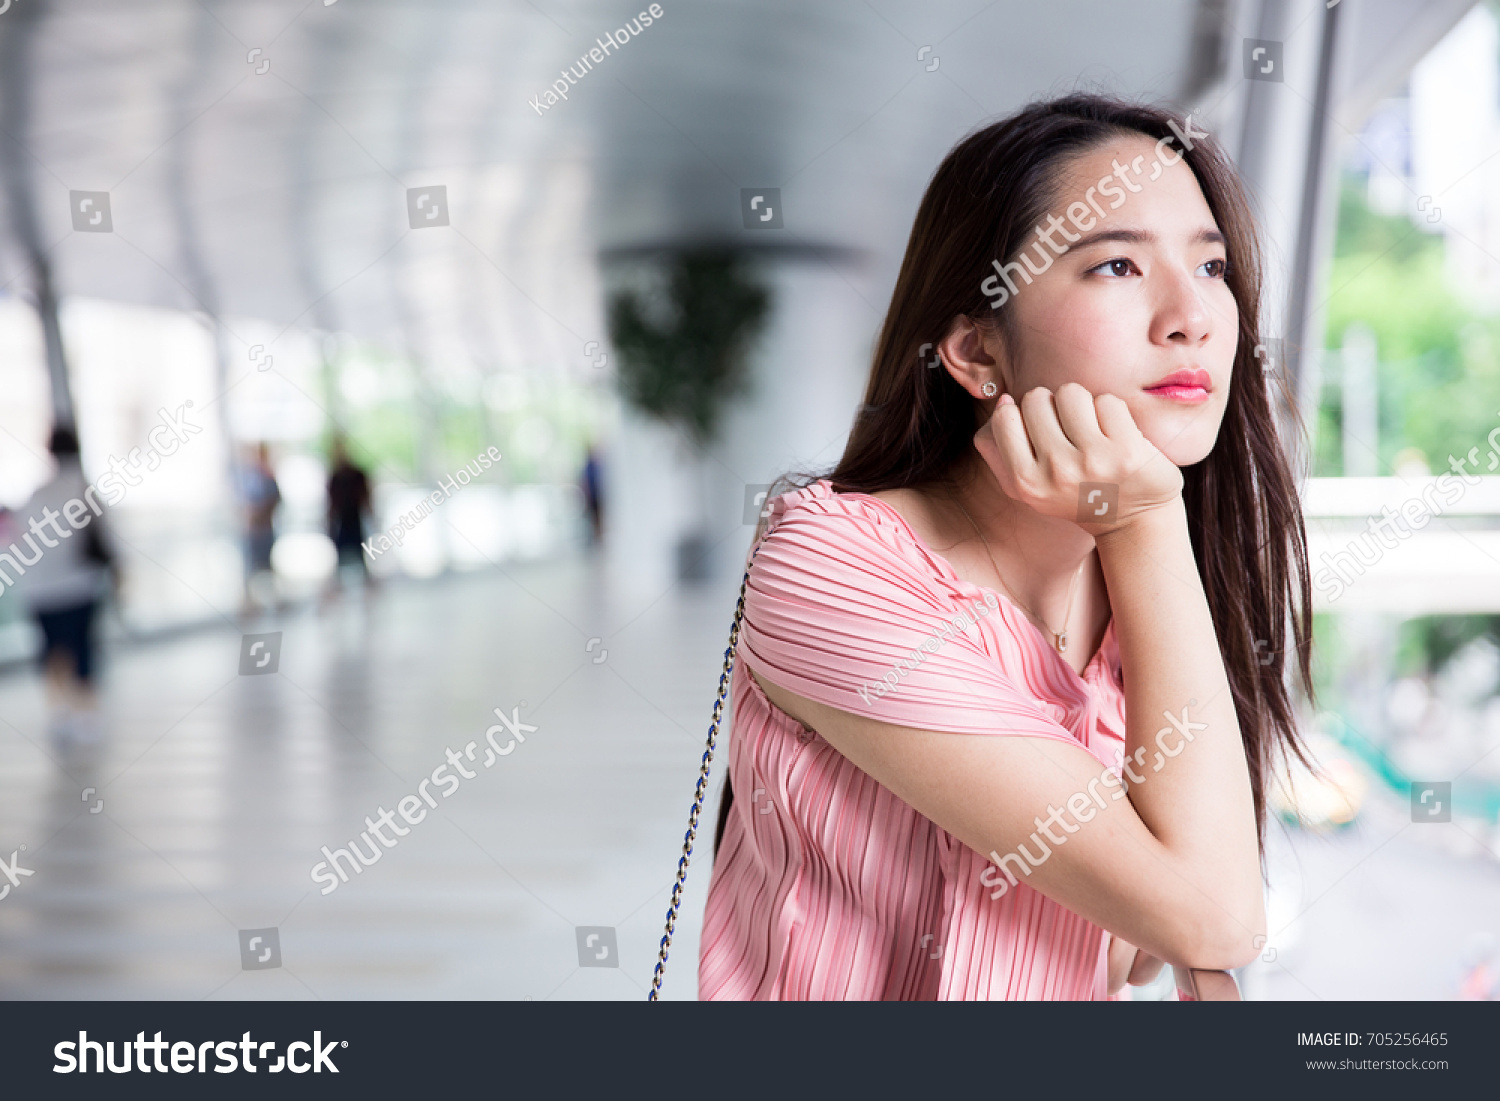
[973,383,1184,535]
[1105,931,1167,995]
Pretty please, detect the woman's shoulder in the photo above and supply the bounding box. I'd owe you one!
[752,479,956,594]
[760,479,907,542]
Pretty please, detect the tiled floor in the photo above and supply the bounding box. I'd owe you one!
[1248,785,1500,1001]
[1,556,1495,1001]
[0,556,744,1001]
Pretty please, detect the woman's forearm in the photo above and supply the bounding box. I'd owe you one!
[1094,498,1264,955]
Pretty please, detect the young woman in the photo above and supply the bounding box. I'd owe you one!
[699,94,1313,1000]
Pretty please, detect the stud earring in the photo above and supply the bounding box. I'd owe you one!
[980,381,998,398]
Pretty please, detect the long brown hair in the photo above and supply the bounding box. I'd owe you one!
[716,93,1314,859]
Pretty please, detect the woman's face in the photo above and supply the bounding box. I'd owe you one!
[987,134,1239,467]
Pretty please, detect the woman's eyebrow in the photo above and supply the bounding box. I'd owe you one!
[1068,227,1227,251]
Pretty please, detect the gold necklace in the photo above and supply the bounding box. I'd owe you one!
[950,493,1086,653]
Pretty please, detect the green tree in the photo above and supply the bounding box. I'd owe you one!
[608,248,771,447]
[1319,180,1500,475]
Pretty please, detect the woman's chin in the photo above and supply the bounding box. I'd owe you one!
[1136,411,1223,468]
[1142,432,1218,468]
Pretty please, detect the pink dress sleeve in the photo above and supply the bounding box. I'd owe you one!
[737,485,1082,748]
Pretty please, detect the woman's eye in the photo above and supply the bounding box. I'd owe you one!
[1089,257,1139,278]
[1198,257,1228,278]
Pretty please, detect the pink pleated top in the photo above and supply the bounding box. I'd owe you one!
[699,479,1130,1000]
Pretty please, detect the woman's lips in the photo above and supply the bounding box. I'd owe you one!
[1144,368,1212,404]
[1145,384,1210,404]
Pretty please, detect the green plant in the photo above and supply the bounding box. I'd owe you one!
[1395,615,1500,677]
[1318,177,1500,476]
[607,248,771,446]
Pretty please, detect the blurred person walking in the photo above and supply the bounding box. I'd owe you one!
[237,442,281,615]
[0,506,16,571]
[581,444,604,547]
[325,437,375,599]
[14,427,117,745]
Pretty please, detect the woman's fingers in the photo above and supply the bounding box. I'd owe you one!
[975,384,1181,528]
[1105,931,1135,995]
[1053,383,1108,451]
[978,395,1039,488]
[1108,932,1166,993]
[1093,391,1142,443]
[1127,949,1166,987]
[1017,387,1075,459]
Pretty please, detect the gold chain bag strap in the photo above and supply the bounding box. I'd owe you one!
[648,546,760,1001]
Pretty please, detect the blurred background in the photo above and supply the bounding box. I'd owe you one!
[0,0,1495,1001]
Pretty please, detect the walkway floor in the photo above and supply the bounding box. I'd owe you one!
[0,559,1492,1000]
[0,559,741,1001]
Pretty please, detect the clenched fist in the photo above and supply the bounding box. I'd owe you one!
[973,383,1184,535]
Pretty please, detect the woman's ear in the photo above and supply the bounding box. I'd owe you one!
[938,315,1006,400]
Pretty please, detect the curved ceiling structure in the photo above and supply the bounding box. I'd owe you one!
[0,0,1217,374]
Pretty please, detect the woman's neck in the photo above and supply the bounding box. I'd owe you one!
[925,454,1110,666]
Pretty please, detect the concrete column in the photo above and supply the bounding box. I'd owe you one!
[605,261,871,587]
[0,2,76,432]
[1229,0,1345,468]
[1340,322,1378,477]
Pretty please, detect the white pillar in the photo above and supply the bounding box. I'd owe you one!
[707,262,873,576]
[604,261,872,585]
[1340,322,1378,477]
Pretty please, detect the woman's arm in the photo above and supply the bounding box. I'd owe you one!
[752,656,1260,971]
[1092,493,1262,964]
[748,383,1265,971]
